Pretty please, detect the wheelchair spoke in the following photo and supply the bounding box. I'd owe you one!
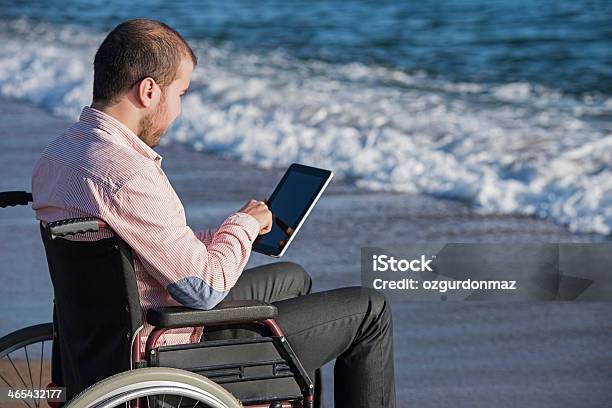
[7,354,30,391]
[24,345,33,388]
[0,366,34,408]
[38,341,45,400]
[0,324,53,408]
[0,370,11,387]
[0,342,53,408]
[0,369,18,394]
[24,345,40,408]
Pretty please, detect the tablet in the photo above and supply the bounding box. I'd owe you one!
[253,163,333,257]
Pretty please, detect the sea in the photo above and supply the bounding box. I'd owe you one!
[2,3,612,406]
[1,1,611,235]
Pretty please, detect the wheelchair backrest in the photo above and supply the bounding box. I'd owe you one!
[40,223,143,401]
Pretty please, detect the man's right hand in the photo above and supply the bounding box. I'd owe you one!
[238,200,273,235]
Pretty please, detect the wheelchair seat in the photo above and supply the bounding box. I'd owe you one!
[40,218,314,407]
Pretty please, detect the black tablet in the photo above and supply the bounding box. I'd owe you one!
[253,163,333,257]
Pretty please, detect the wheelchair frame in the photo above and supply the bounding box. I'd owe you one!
[1,191,315,408]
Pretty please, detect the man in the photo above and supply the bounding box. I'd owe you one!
[32,19,395,408]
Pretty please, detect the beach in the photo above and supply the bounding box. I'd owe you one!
[1,99,611,407]
[2,1,612,405]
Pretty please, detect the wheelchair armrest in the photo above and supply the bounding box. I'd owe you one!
[146,300,278,329]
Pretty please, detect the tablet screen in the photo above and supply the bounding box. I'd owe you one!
[253,164,332,257]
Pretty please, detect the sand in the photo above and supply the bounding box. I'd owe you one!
[1,99,611,407]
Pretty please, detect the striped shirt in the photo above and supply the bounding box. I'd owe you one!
[32,106,261,351]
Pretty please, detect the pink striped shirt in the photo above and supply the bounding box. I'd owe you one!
[32,106,261,350]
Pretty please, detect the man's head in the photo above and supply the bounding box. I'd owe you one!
[92,19,196,147]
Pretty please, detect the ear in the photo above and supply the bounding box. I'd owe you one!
[136,77,158,108]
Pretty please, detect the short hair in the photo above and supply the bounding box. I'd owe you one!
[93,19,197,106]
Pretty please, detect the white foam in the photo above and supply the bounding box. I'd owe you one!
[1,19,611,235]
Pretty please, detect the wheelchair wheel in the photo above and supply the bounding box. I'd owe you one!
[0,323,54,406]
[65,367,242,408]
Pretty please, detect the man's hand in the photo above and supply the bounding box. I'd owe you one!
[238,199,273,235]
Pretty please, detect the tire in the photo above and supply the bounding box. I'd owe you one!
[65,367,243,408]
[0,323,54,358]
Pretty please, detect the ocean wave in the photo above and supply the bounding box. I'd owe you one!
[1,19,611,235]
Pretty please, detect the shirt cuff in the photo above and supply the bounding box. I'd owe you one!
[226,212,261,242]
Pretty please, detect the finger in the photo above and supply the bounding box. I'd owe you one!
[261,222,270,233]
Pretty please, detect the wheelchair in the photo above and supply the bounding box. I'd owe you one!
[0,191,315,408]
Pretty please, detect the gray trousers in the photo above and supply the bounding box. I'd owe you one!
[202,262,396,408]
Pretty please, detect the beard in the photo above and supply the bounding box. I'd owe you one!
[138,94,167,148]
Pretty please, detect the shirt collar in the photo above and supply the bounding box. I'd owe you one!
[79,106,163,165]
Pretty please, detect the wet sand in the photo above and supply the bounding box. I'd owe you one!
[0,359,52,408]
[1,99,611,407]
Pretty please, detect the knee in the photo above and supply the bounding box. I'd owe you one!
[276,261,312,295]
[360,287,392,321]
